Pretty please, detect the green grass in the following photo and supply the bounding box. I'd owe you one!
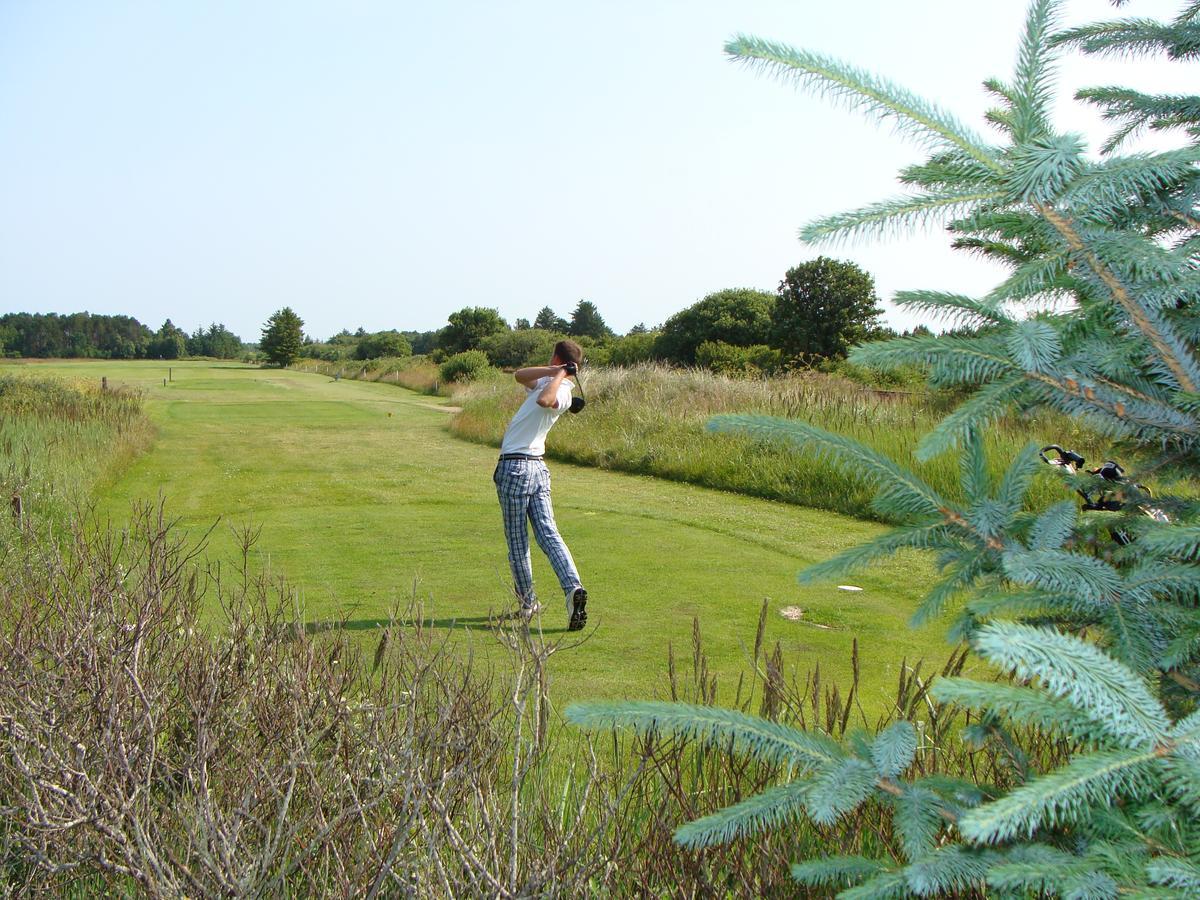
[450,363,1109,522]
[0,359,950,707]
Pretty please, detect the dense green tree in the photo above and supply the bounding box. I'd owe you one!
[260,307,305,367]
[533,306,570,332]
[771,257,883,362]
[514,317,531,330]
[186,323,244,359]
[570,2,1200,895]
[568,300,613,340]
[0,324,18,358]
[401,330,439,356]
[149,319,187,360]
[654,288,776,364]
[478,328,560,368]
[210,324,244,358]
[608,330,660,366]
[355,330,412,360]
[298,329,361,362]
[111,336,140,359]
[0,312,153,358]
[438,349,492,383]
[438,307,508,354]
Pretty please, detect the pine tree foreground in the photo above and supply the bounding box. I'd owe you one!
[569,2,1200,895]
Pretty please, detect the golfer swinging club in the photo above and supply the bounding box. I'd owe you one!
[494,339,588,630]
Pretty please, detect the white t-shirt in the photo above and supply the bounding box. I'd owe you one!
[499,376,574,456]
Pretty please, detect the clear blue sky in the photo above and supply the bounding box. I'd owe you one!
[0,0,1185,341]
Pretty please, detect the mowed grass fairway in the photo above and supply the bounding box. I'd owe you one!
[6,360,946,705]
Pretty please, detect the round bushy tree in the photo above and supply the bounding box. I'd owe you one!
[608,331,660,367]
[355,331,412,360]
[259,307,304,367]
[438,349,492,383]
[478,328,560,368]
[654,288,776,364]
[438,307,508,354]
[771,257,883,362]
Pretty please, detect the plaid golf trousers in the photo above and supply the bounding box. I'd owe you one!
[494,457,581,607]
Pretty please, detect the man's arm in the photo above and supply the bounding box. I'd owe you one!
[514,365,563,391]
[511,365,568,407]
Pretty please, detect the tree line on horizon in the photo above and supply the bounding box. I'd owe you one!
[8,255,926,374]
[267,256,923,373]
[0,312,245,361]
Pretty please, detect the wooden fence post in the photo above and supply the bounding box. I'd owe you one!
[101,376,108,392]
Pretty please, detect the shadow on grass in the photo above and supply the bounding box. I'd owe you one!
[304,615,576,635]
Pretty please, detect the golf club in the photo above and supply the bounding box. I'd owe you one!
[566,360,586,413]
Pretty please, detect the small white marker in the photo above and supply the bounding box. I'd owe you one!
[837,585,863,592]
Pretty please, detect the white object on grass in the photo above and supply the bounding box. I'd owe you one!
[837,585,863,592]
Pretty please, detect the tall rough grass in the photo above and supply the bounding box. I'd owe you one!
[1,502,1053,896]
[0,504,622,895]
[0,374,154,531]
[290,356,448,395]
[450,363,1105,521]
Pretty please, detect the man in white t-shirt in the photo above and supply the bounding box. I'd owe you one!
[493,339,587,630]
